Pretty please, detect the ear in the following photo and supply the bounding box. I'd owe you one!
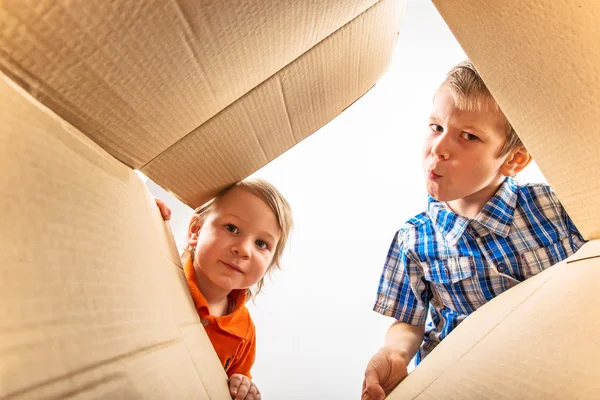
[187,215,203,248]
[501,146,532,177]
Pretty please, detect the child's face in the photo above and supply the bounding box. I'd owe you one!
[189,187,281,296]
[422,86,512,208]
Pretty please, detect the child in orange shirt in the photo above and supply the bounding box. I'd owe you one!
[157,179,293,400]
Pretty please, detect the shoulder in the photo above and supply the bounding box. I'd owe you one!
[388,211,433,258]
[401,211,433,242]
[514,181,568,215]
[406,211,430,229]
[516,181,559,204]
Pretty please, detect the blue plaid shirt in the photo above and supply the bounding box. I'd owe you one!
[374,177,586,364]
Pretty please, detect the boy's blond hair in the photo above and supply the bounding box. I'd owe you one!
[182,178,293,300]
[442,60,523,156]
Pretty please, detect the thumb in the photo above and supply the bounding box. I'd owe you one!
[362,367,385,400]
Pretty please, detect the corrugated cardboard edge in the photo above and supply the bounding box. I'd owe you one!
[0,0,380,169]
[141,0,405,208]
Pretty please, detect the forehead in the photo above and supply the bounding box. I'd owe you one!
[213,187,281,239]
[432,87,508,134]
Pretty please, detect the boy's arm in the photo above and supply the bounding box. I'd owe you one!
[362,321,424,400]
[365,227,428,400]
[384,320,425,365]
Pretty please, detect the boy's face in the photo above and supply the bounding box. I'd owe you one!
[423,86,513,214]
[189,187,281,296]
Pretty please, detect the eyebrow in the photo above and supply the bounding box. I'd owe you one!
[461,125,488,136]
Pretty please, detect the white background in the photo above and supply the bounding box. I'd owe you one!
[145,0,546,398]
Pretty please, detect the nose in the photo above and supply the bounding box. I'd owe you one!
[232,238,251,259]
[430,131,450,160]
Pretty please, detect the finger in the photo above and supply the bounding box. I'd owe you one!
[363,368,385,400]
[232,377,251,400]
[245,384,260,400]
[234,380,251,400]
[154,198,171,220]
[229,374,244,397]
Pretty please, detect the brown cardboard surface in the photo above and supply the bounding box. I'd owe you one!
[388,241,600,399]
[0,0,375,167]
[142,0,404,207]
[0,75,229,399]
[1,1,404,397]
[431,0,600,240]
[0,0,402,208]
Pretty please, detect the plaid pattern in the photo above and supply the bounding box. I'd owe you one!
[374,177,586,364]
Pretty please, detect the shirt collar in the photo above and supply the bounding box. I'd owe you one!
[183,256,249,338]
[475,177,518,237]
[428,177,518,245]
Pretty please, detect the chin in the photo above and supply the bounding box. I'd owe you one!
[427,188,456,203]
[426,184,443,201]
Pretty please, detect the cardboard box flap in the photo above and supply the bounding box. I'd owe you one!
[388,240,600,399]
[0,0,378,167]
[566,238,600,263]
[0,0,402,207]
[0,75,229,399]
[142,0,404,207]
[432,0,600,240]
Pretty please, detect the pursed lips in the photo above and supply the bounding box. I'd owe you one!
[427,164,443,179]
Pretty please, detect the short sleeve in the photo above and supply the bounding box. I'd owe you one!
[373,228,429,326]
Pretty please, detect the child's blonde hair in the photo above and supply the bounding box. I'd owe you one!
[182,178,293,300]
[442,60,523,156]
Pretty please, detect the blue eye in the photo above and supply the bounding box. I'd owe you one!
[255,240,267,249]
[225,224,239,234]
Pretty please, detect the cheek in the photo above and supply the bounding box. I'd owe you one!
[195,231,222,258]
[252,253,272,277]
[421,146,431,167]
[422,138,432,156]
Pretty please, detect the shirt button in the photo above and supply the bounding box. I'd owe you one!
[497,263,506,272]
[201,319,209,326]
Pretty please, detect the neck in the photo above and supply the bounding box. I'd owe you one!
[194,264,231,317]
[446,176,506,219]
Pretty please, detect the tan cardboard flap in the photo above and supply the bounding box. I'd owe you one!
[142,0,404,207]
[432,0,600,240]
[0,75,229,399]
[389,240,600,399]
[0,0,402,208]
[0,0,376,167]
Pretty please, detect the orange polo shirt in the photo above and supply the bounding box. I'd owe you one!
[183,257,256,378]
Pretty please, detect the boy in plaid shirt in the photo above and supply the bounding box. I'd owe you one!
[361,61,586,400]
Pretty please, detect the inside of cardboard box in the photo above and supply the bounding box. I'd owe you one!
[142,0,599,398]
[2,0,598,398]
